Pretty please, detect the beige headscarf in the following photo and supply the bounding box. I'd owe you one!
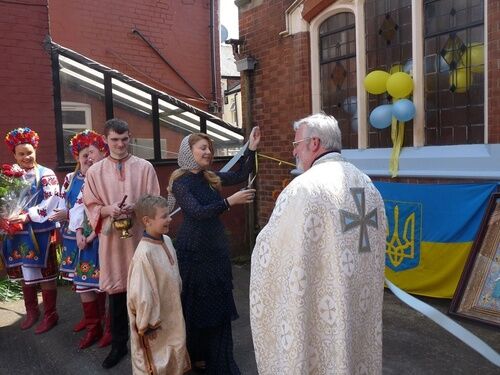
[167,135,200,213]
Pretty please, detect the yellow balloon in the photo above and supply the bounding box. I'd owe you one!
[389,64,403,75]
[386,72,414,99]
[462,43,484,73]
[449,67,472,93]
[364,70,390,95]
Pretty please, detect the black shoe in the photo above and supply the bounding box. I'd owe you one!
[102,346,128,369]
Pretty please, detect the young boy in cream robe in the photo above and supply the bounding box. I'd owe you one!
[127,195,191,375]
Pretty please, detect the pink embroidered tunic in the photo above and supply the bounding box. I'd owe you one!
[83,155,160,294]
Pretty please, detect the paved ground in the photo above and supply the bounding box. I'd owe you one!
[0,264,498,374]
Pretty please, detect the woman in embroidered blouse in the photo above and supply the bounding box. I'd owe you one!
[2,127,61,334]
[49,130,111,349]
[167,127,260,374]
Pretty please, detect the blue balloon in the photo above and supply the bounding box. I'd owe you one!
[369,104,393,129]
[403,59,413,76]
[342,96,357,115]
[392,99,416,122]
[350,114,358,132]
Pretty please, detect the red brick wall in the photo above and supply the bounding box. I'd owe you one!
[240,1,311,226]
[241,0,500,227]
[0,0,56,168]
[49,0,221,112]
[488,0,500,143]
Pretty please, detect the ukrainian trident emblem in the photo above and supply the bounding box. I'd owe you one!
[384,201,421,271]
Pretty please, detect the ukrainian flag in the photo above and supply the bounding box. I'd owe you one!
[374,182,498,298]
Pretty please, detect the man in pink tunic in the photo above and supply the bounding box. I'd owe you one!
[83,118,160,369]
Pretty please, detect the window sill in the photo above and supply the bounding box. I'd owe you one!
[342,144,500,179]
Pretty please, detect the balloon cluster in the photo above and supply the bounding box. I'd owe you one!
[364,70,415,129]
[448,43,484,93]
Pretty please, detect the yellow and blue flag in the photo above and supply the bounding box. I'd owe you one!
[374,182,498,298]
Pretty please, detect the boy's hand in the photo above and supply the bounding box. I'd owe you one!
[144,326,161,340]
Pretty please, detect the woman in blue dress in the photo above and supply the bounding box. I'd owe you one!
[50,130,110,349]
[168,127,260,374]
[2,127,61,334]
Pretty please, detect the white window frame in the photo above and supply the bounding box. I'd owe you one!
[308,0,497,179]
[61,102,92,132]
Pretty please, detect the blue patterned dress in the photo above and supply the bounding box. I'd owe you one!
[59,171,85,278]
[2,164,61,283]
[172,149,255,374]
[62,172,101,292]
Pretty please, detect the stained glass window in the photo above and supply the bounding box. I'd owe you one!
[424,0,484,145]
[365,0,413,148]
[319,12,357,149]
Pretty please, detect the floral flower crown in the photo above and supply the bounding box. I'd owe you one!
[5,127,40,153]
[69,130,109,159]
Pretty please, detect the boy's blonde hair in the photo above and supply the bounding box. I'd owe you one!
[135,194,168,220]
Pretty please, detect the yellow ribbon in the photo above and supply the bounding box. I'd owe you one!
[389,117,405,177]
[257,152,296,167]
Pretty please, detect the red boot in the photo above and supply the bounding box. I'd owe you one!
[98,313,112,348]
[73,317,86,332]
[35,288,59,334]
[97,293,111,348]
[20,284,40,330]
[79,300,103,349]
[96,292,106,319]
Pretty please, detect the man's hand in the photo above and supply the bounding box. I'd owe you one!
[120,203,134,215]
[102,201,134,219]
[102,203,124,219]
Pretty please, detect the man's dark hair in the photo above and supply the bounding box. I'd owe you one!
[103,118,129,136]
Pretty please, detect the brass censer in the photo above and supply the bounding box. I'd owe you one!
[113,217,133,239]
[113,195,132,239]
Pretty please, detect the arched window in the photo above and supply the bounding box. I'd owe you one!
[319,12,357,149]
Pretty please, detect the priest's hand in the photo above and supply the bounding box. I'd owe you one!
[227,189,256,206]
[249,126,261,151]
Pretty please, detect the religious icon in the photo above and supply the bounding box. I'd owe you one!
[450,193,500,328]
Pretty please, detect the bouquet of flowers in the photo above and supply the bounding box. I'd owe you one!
[0,164,34,236]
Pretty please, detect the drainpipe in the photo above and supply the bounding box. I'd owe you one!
[235,55,257,255]
[209,0,218,112]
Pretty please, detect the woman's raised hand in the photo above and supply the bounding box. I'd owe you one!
[227,189,256,207]
[248,126,261,151]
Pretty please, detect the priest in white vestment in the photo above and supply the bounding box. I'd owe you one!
[250,113,387,375]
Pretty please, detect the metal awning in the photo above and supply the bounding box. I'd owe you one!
[50,40,244,150]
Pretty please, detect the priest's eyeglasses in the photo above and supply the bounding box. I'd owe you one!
[292,137,311,148]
